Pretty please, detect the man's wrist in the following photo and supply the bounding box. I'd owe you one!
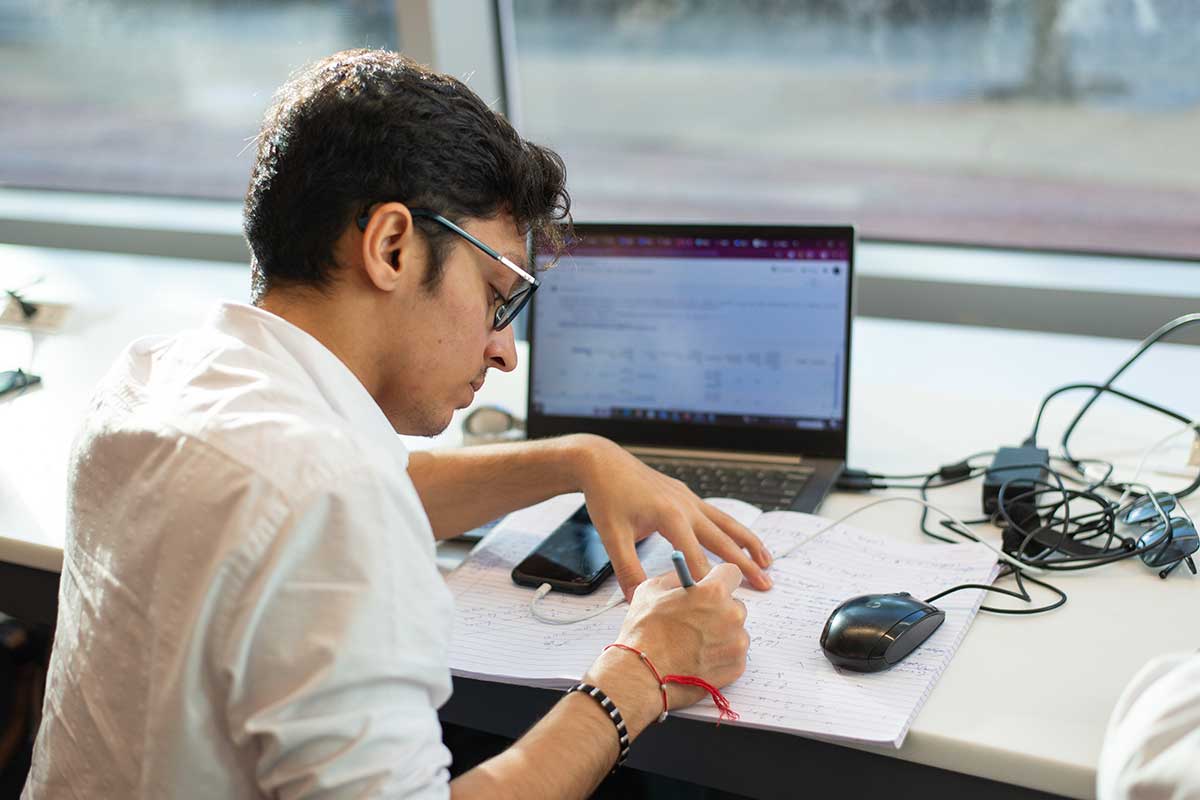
[561,433,620,494]
[582,645,664,739]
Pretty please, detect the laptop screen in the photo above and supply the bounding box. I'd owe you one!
[527,223,854,458]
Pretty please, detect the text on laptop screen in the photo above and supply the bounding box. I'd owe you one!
[531,231,851,432]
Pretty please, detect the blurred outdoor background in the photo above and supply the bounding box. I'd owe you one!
[2,0,1198,258]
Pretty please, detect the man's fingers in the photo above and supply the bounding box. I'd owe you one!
[695,516,772,591]
[603,525,648,602]
[698,562,743,595]
[656,510,711,584]
[704,503,773,568]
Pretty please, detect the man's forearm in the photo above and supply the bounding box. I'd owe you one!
[450,649,661,800]
[408,433,610,540]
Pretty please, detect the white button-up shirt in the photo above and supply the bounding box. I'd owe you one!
[1098,651,1200,799]
[24,302,454,799]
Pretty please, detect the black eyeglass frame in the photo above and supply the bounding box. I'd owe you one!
[356,206,538,331]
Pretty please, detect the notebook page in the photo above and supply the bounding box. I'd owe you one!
[446,499,997,747]
[677,512,1000,746]
[447,493,692,686]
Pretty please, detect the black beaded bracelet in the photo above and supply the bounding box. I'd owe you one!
[567,682,630,768]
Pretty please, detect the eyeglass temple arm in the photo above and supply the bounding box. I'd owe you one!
[1158,555,1197,579]
[359,208,539,286]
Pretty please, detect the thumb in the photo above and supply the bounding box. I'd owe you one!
[698,562,742,595]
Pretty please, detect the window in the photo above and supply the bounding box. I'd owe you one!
[509,0,1200,260]
[0,0,397,199]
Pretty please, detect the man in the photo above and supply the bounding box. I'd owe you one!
[1098,651,1200,799]
[23,49,774,799]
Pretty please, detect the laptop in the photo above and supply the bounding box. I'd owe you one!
[526,222,854,513]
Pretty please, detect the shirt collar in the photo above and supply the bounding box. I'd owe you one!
[206,302,408,467]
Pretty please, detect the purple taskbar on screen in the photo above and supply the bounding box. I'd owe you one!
[563,235,850,262]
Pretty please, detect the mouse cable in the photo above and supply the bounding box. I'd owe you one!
[773,496,1045,575]
[924,566,1067,615]
[530,582,625,625]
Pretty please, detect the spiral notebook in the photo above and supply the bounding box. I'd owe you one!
[445,494,998,748]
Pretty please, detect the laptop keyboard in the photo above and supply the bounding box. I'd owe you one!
[639,456,814,512]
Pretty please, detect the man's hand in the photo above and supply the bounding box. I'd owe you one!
[573,436,773,599]
[453,565,751,800]
[583,564,751,733]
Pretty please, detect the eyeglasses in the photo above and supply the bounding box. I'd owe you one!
[1119,491,1199,579]
[356,206,538,332]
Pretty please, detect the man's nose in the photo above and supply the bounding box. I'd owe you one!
[486,325,517,372]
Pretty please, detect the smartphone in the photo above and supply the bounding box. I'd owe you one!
[511,505,613,594]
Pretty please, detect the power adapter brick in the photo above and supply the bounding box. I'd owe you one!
[982,446,1050,516]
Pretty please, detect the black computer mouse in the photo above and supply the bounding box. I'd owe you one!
[819,592,945,673]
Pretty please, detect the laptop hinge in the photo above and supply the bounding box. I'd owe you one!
[624,445,803,466]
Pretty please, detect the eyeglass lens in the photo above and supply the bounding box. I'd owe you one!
[1137,516,1200,568]
[496,286,534,330]
[1121,491,1177,525]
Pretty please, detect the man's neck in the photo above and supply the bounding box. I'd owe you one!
[257,290,384,399]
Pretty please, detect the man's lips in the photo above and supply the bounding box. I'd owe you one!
[470,375,486,392]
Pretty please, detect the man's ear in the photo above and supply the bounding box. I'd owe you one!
[359,202,416,291]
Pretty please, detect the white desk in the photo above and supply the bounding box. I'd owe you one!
[2,242,1197,799]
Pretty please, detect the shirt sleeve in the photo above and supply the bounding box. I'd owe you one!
[1097,651,1200,800]
[214,465,453,800]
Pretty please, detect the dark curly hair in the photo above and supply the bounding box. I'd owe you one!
[244,49,570,298]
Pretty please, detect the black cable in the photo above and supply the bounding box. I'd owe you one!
[995,480,1183,571]
[995,480,1128,568]
[1030,382,1200,499]
[855,339,1200,603]
[1059,314,1200,469]
[985,568,1068,615]
[916,460,1186,578]
[924,565,1067,615]
[862,451,994,481]
[1030,382,1192,446]
[918,472,989,543]
[838,452,993,492]
[912,457,1177,578]
[863,477,984,491]
[917,461,1072,545]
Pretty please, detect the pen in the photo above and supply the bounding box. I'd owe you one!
[671,550,695,588]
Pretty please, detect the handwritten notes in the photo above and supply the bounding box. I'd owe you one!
[446,495,998,747]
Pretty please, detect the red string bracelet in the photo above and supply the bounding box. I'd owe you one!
[603,643,739,724]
